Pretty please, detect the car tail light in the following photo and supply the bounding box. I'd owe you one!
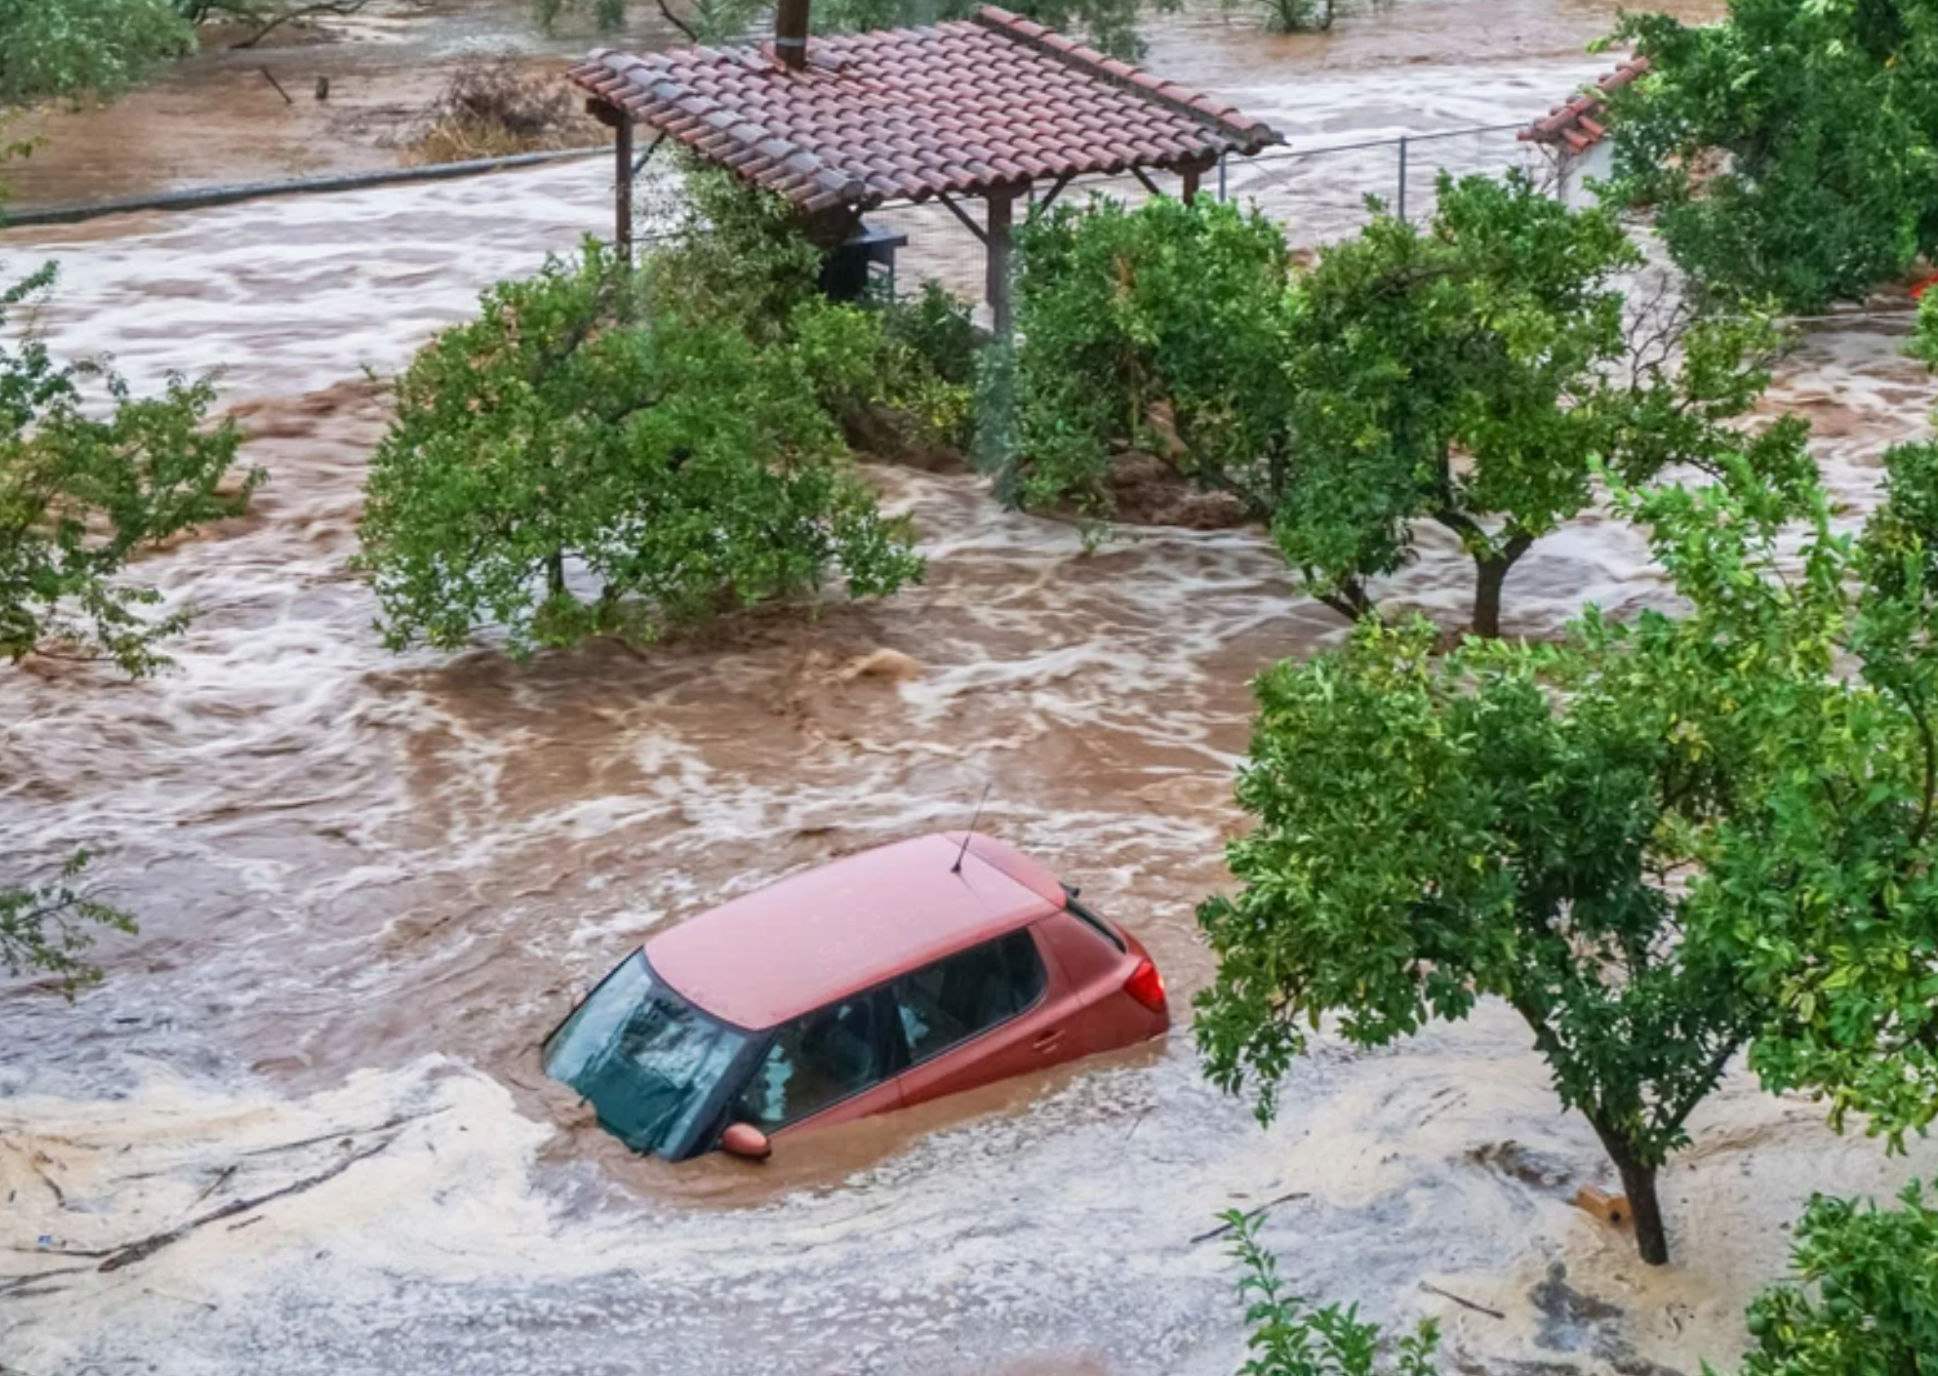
[1124,958,1166,1013]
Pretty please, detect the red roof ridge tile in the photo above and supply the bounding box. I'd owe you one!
[969,5,1278,151]
[1520,54,1650,152]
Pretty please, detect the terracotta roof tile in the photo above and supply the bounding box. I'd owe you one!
[1520,55,1649,153]
[567,4,1280,212]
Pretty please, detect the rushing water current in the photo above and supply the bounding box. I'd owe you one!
[3,1,1937,1372]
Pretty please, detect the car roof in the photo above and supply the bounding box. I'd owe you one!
[644,832,1062,1030]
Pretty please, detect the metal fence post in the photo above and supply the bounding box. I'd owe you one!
[1217,152,1228,203]
[1396,135,1409,221]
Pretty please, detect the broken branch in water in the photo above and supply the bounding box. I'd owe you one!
[1189,1190,1310,1244]
[97,1132,398,1274]
[0,1264,91,1298]
[1419,1281,1506,1320]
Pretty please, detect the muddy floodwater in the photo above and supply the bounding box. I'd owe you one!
[3,1,1937,1372]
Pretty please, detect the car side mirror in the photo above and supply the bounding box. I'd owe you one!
[721,1123,771,1161]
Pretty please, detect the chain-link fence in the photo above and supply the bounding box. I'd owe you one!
[872,121,1548,312]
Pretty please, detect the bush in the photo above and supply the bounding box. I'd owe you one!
[1727,1183,1938,1375]
[646,162,979,453]
[411,58,589,164]
[357,242,923,655]
[1008,194,1293,519]
[1226,1210,1441,1376]
[1606,0,1938,310]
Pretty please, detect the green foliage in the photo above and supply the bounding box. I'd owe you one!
[1605,0,1938,311]
[647,161,978,451]
[0,0,196,107]
[0,264,259,675]
[1007,174,1809,632]
[0,851,134,997]
[1009,194,1292,519]
[357,241,922,656]
[1723,1183,1938,1375]
[1233,0,1334,34]
[0,265,253,994]
[1198,422,1938,1258]
[1226,1210,1441,1376]
[1279,169,1812,635]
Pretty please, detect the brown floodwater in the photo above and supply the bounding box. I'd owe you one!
[3,0,1937,1372]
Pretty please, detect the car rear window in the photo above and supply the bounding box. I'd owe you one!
[891,930,1046,1064]
[1064,889,1127,952]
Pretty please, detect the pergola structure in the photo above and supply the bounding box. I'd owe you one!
[567,4,1281,332]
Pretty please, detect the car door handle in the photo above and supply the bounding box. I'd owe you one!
[1032,1030,1064,1053]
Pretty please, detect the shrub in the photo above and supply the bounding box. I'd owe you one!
[1605,0,1938,311]
[1726,1183,1938,1375]
[1226,1210,1441,1376]
[1008,194,1293,519]
[410,58,589,164]
[357,242,922,656]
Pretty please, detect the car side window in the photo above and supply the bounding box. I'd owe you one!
[892,930,1047,1065]
[737,996,888,1130]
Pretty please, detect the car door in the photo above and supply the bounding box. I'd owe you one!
[733,989,905,1138]
[889,925,1087,1109]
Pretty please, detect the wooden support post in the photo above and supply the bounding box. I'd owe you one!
[986,188,1016,338]
[614,115,635,263]
[1181,166,1201,203]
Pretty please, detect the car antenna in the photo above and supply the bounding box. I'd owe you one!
[951,782,992,875]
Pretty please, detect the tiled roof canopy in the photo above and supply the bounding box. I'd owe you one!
[567,5,1281,213]
[1520,56,1649,155]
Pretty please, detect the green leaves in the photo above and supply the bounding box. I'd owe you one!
[1008,173,1805,637]
[0,0,195,107]
[356,240,923,656]
[1727,1182,1938,1375]
[1225,1209,1442,1376]
[0,850,133,998]
[1606,0,1938,310]
[1007,194,1293,520]
[0,264,259,675]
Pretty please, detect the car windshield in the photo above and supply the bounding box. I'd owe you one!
[542,951,749,1158]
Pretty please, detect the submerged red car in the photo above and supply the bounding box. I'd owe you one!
[543,832,1169,1160]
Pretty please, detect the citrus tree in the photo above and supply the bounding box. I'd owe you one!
[1605,0,1938,311]
[1278,170,1812,635]
[357,242,923,656]
[1006,194,1292,518]
[1727,1182,1938,1375]
[0,264,258,992]
[1007,174,1813,636]
[1197,421,1938,1263]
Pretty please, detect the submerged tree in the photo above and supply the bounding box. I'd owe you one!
[0,264,258,992]
[1278,170,1812,636]
[1197,422,1938,1262]
[1605,0,1938,311]
[1007,194,1293,517]
[358,242,923,656]
[1006,174,1812,636]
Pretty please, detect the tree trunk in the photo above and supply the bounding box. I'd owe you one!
[1471,555,1509,639]
[1589,1120,1670,1265]
[546,552,566,600]
[1469,532,1534,639]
